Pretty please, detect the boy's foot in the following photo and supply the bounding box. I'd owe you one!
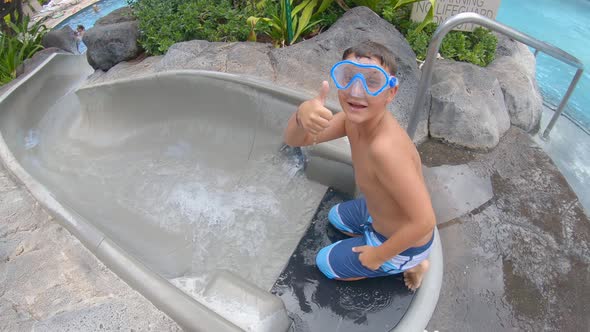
[403,259,429,291]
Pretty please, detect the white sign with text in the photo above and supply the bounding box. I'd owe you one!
[411,0,502,32]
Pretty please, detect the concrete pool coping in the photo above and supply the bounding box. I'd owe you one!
[0,53,442,331]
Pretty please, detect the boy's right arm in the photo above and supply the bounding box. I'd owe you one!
[284,81,346,147]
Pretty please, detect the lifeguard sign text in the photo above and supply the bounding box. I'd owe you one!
[411,0,502,32]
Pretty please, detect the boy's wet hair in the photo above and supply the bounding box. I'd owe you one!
[342,41,398,76]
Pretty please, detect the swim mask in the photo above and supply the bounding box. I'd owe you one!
[330,60,398,97]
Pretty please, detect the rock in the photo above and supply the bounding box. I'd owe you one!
[15,47,68,78]
[83,7,142,71]
[270,7,426,142]
[41,26,79,54]
[492,33,543,133]
[155,7,426,142]
[494,33,536,77]
[156,41,275,80]
[429,60,510,150]
[95,7,135,26]
[85,55,163,85]
[83,21,142,71]
[488,56,542,133]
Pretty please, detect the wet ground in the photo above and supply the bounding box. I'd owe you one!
[534,107,590,216]
[0,162,179,331]
[421,128,590,331]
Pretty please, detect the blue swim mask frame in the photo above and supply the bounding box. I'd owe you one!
[330,60,399,97]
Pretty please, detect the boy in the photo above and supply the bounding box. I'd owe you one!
[75,25,85,53]
[75,25,85,39]
[283,41,436,290]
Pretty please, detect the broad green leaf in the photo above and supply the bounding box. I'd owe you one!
[294,1,316,41]
[315,0,334,15]
[292,0,313,17]
[414,0,436,32]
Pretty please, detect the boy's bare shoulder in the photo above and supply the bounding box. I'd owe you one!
[369,125,416,165]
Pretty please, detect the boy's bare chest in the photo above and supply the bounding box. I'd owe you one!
[349,139,380,193]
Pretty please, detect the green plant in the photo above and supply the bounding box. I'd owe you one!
[381,3,497,66]
[129,0,255,55]
[403,20,497,66]
[405,22,436,60]
[338,0,435,32]
[350,0,382,12]
[249,0,334,47]
[0,15,47,85]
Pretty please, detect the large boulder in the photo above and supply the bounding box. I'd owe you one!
[41,26,79,54]
[488,56,543,133]
[95,7,135,25]
[155,7,426,142]
[429,60,510,150]
[494,34,536,77]
[83,7,142,71]
[156,41,276,80]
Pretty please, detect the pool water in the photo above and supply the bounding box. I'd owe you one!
[54,0,127,53]
[497,0,590,130]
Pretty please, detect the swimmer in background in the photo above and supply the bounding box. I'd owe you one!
[75,25,85,53]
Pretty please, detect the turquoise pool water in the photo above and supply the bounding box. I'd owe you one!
[497,0,589,129]
[54,0,127,53]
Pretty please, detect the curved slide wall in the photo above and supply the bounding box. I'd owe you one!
[0,54,442,331]
[0,54,331,331]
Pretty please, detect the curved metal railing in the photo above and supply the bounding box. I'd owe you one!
[407,12,584,140]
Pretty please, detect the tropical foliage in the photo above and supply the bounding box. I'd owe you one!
[382,4,497,66]
[128,0,255,55]
[248,0,334,46]
[130,0,496,66]
[0,15,47,85]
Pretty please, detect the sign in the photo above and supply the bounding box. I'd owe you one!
[411,0,502,32]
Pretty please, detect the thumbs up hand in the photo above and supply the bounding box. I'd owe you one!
[297,81,334,136]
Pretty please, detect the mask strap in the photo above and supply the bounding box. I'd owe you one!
[389,76,398,88]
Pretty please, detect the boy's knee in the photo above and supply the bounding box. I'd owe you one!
[328,204,340,224]
[328,204,354,234]
[316,245,338,279]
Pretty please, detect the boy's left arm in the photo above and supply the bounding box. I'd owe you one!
[353,141,436,270]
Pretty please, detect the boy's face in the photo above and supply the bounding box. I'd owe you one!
[337,54,398,125]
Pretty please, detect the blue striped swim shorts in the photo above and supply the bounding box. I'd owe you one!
[316,198,433,279]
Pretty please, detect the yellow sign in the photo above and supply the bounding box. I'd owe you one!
[411,0,502,32]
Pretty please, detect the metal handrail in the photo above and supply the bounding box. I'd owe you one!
[407,12,584,140]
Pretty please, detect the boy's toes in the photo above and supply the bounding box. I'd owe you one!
[403,272,419,292]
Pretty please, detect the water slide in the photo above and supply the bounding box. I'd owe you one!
[0,54,443,331]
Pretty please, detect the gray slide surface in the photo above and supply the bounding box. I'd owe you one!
[0,54,442,331]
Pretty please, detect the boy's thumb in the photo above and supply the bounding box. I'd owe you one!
[316,80,329,105]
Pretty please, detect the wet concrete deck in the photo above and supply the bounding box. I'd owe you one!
[0,162,179,331]
[534,107,590,216]
[421,128,590,331]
